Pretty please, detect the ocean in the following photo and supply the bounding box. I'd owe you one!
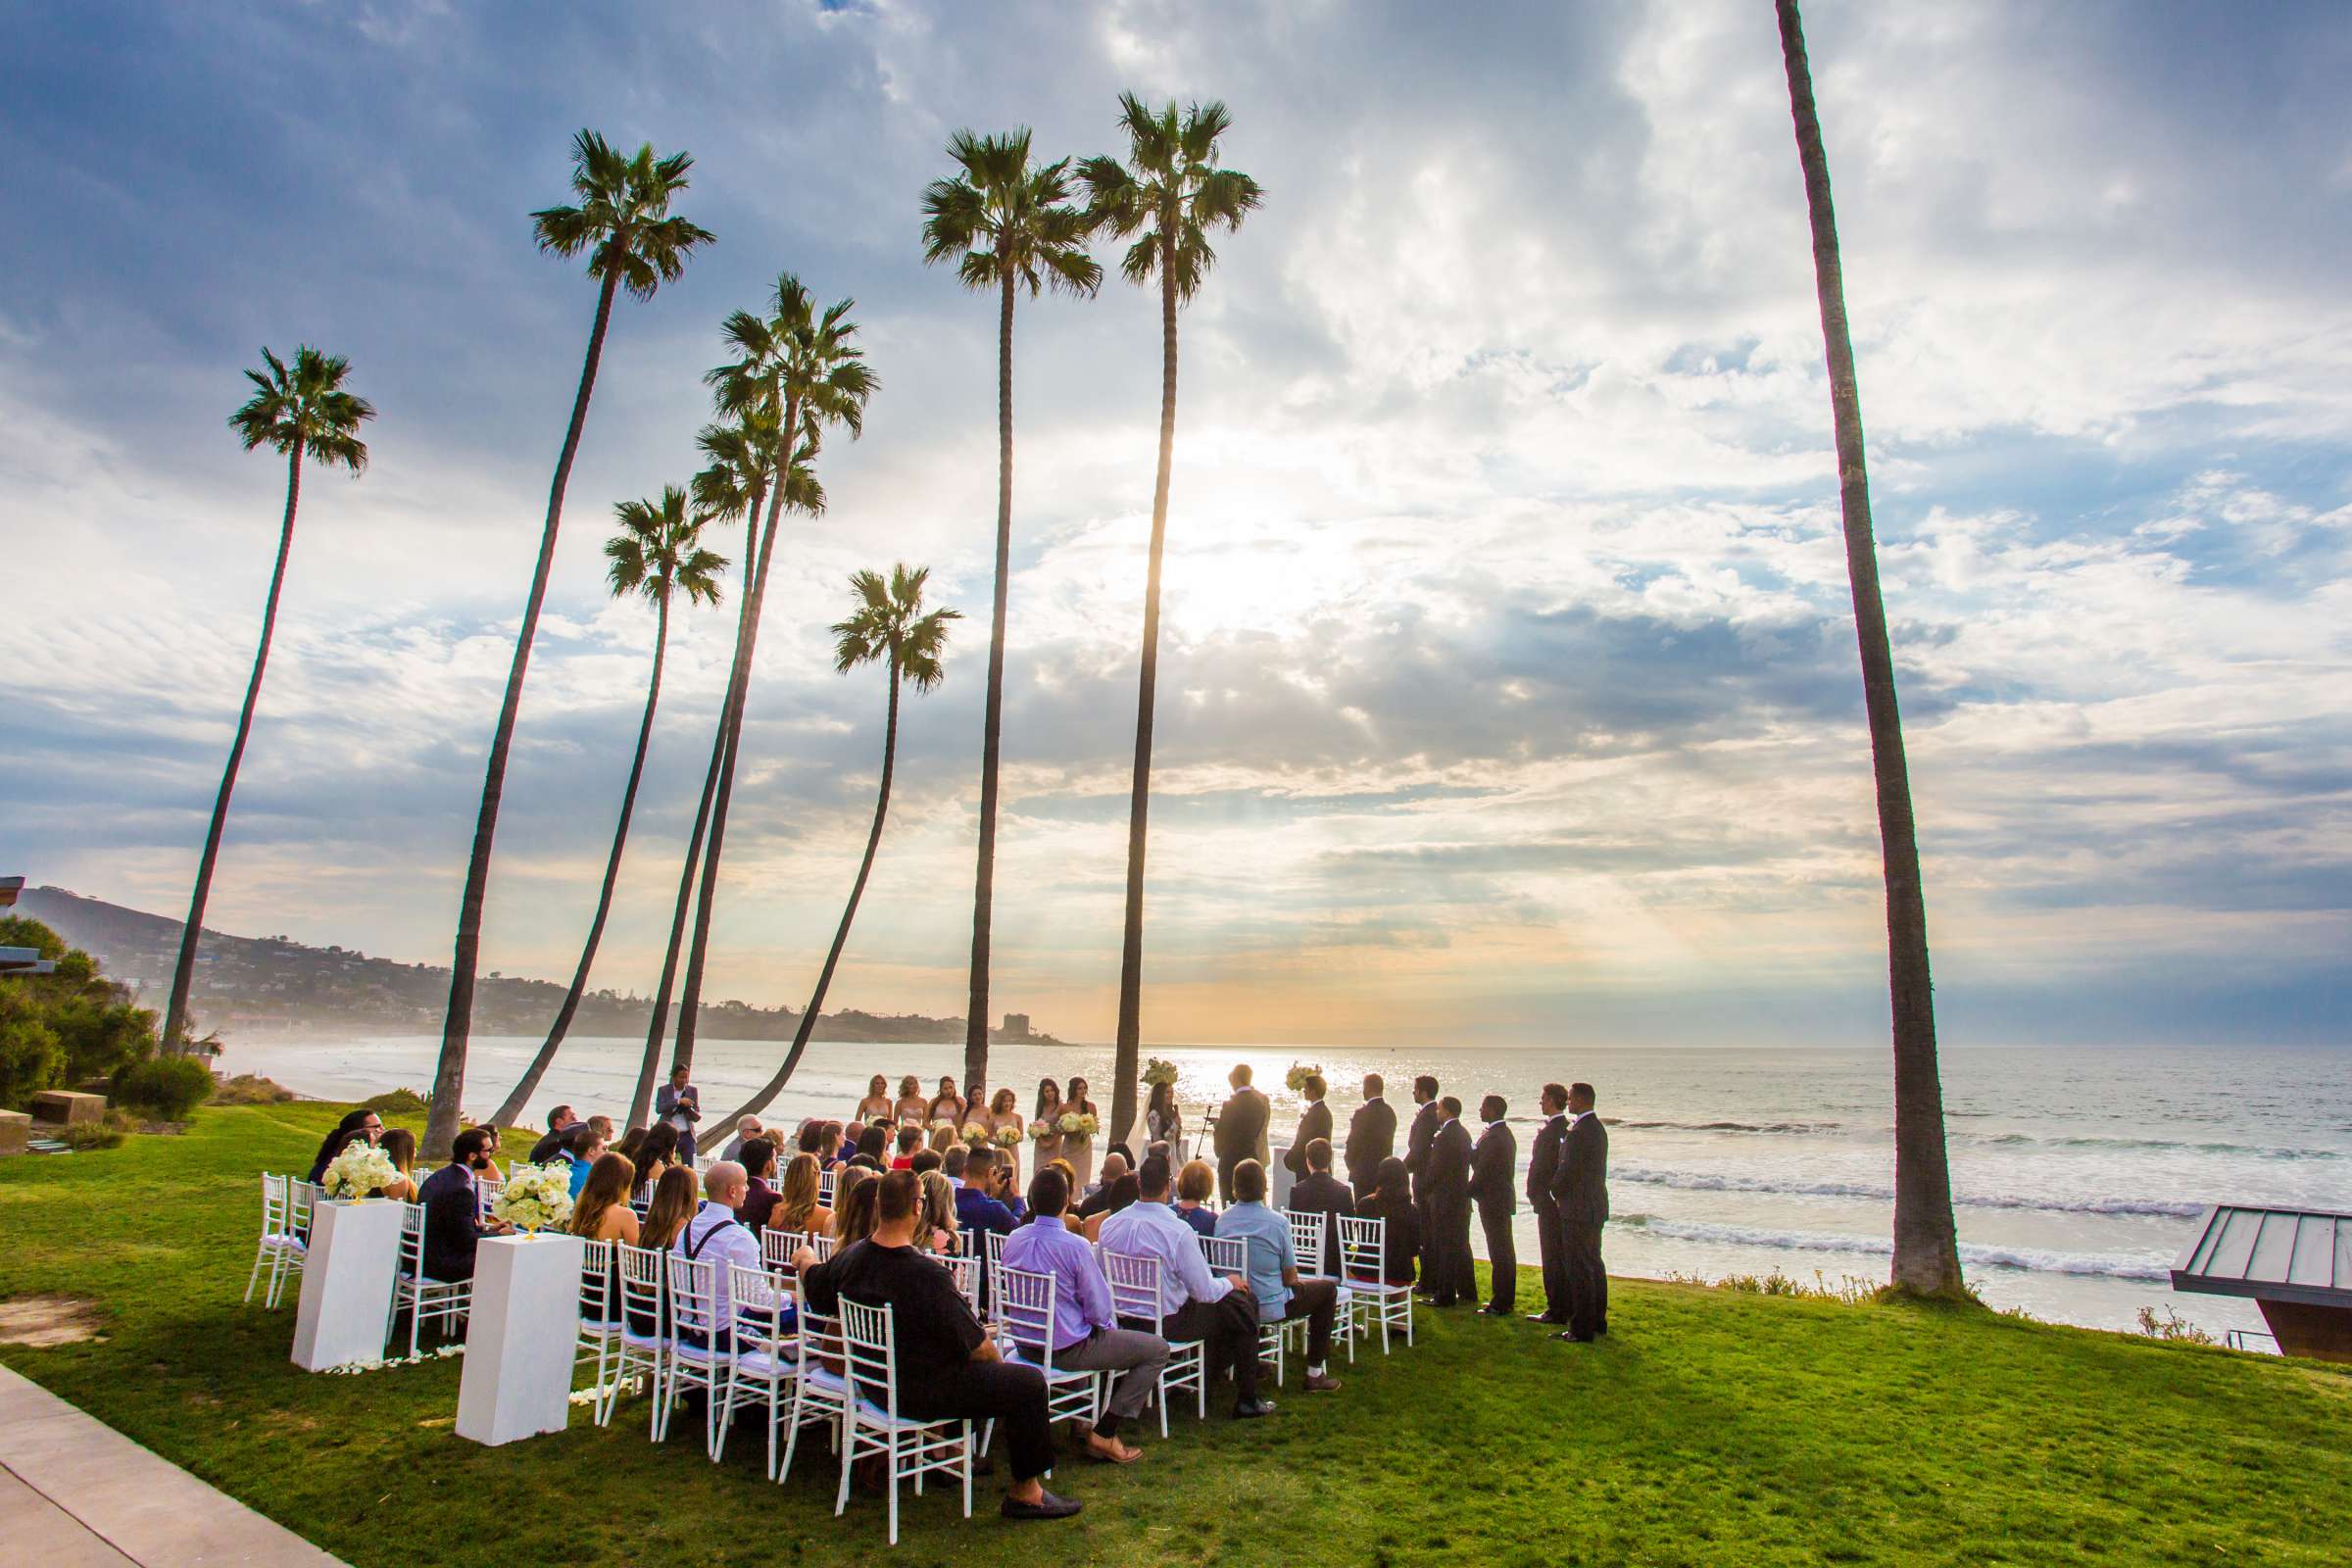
[227,1034,2349,1340]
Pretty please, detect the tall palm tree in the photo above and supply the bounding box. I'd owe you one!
[160,347,373,1054]
[624,409,786,1130]
[1078,96,1263,1147]
[654,277,873,1098]
[1775,0,1963,1298]
[425,131,712,1156]
[717,565,958,1127]
[487,488,725,1127]
[921,128,1102,1092]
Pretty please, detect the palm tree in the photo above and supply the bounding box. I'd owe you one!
[425,131,712,1156]
[1078,96,1263,1147]
[1775,0,1963,1298]
[716,565,958,1127]
[487,488,724,1127]
[624,409,784,1130]
[159,347,373,1055]
[921,127,1102,1092]
[656,277,873,1097]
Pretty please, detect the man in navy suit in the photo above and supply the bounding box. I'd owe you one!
[418,1128,506,1283]
[1524,1084,1572,1323]
[1549,1082,1610,1343]
[1470,1094,1518,1315]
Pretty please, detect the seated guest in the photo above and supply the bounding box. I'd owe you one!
[955,1147,1018,1241]
[856,1123,891,1166]
[305,1108,383,1185]
[1288,1137,1356,1276]
[1173,1159,1220,1238]
[795,1172,1082,1520]
[768,1152,833,1239]
[1145,1139,1173,1171]
[569,1152,641,1245]
[1073,1154,1133,1220]
[1080,1172,1141,1244]
[641,1165,699,1250]
[614,1125,647,1167]
[418,1129,509,1282]
[1216,1160,1343,1394]
[1100,1155,1270,1419]
[1002,1169,1167,1463]
[676,1160,763,1352]
[373,1128,420,1200]
[525,1104,577,1166]
[630,1123,682,1201]
[890,1125,924,1169]
[474,1124,507,1179]
[983,1149,1029,1226]
[585,1114,615,1145]
[737,1139,782,1231]
[831,1168,881,1247]
[563,1120,610,1200]
[942,1144,971,1185]
[720,1114,764,1165]
[918,1170,962,1254]
[1353,1156,1422,1287]
[910,1149,944,1177]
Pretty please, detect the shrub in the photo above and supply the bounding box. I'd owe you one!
[113,1055,216,1120]
[2136,1305,2216,1346]
[0,916,159,1102]
[0,992,67,1108]
[213,1074,296,1105]
[57,1119,125,1152]
[359,1087,428,1117]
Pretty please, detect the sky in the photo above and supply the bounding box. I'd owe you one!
[0,0,2345,1050]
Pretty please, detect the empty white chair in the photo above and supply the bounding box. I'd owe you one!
[389,1200,470,1360]
[1102,1250,1204,1433]
[575,1238,628,1426]
[719,1259,800,1479]
[661,1252,729,1456]
[244,1173,308,1308]
[1201,1233,1285,1386]
[1338,1214,1412,1351]
[996,1263,1104,1426]
[1285,1209,1332,1279]
[835,1298,971,1545]
[616,1243,669,1437]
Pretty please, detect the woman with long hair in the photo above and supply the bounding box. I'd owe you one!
[1145,1079,1183,1153]
[926,1074,965,1129]
[304,1107,381,1185]
[640,1164,699,1251]
[1354,1155,1421,1287]
[373,1128,419,1201]
[769,1152,832,1239]
[916,1169,960,1254]
[569,1152,641,1245]
[631,1122,680,1202]
[1061,1075,1099,1190]
[831,1168,880,1247]
[613,1124,648,1167]
[855,1073,893,1124]
[893,1073,928,1126]
[1032,1077,1064,1174]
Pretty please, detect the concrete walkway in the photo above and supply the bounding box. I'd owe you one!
[0,1365,347,1567]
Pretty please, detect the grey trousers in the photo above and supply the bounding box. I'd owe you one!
[1053,1326,1171,1421]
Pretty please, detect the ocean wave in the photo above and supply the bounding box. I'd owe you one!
[1612,1214,2173,1282]
[1606,1119,1839,1134]
[1612,1164,2206,1218]
[1966,1131,2339,1160]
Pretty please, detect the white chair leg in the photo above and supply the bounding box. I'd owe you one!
[887,1431,901,1547]
[961,1419,973,1519]
[834,1421,854,1516]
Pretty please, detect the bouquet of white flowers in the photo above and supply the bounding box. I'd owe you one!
[1057,1110,1099,1138]
[321,1142,400,1200]
[1142,1057,1180,1089]
[1028,1119,1054,1142]
[1285,1061,1323,1095]
[960,1121,992,1146]
[490,1161,574,1236]
[993,1124,1024,1149]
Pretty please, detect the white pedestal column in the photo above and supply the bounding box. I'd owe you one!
[291,1199,404,1371]
[455,1233,584,1446]
[1270,1145,1297,1207]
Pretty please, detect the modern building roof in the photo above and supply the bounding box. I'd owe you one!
[2172,1203,2352,1308]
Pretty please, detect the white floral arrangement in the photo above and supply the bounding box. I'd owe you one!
[1142,1057,1180,1089]
[992,1124,1024,1149]
[1028,1119,1054,1142]
[321,1142,400,1200]
[1285,1061,1323,1095]
[1057,1110,1100,1138]
[489,1161,574,1235]
[960,1121,992,1146]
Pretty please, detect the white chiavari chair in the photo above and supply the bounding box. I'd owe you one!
[1338,1213,1412,1351]
[1201,1232,1285,1387]
[244,1173,307,1308]
[996,1263,1104,1427]
[719,1259,799,1478]
[616,1243,670,1437]
[661,1252,729,1456]
[389,1200,470,1359]
[836,1298,971,1545]
[1102,1249,1204,1432]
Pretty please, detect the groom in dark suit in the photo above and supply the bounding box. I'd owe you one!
[1470,1094,1518,1315]
[1214,1063,1271,1203]
[1549,1081,1609,1343]
[1403,1074,1442,1264]
[1345,1074,1396,1200]
[1524,1083,1571,1323]
[1282,1073,1333,1182]
[1424,1097,1476,1306]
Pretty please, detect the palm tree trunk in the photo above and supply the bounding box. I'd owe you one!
[716,660,901,1128]
[488,593,671,1127]
[426,268,620,1157]
[1109,255,1182,1147]
[963,269,1016,1091]
[673,399,800,1077]
[630,499,760,1129]
[1776,0,1963,1298]
[160,443,303,1055]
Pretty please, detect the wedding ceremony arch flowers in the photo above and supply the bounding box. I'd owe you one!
[1142,1057,1180,1089]
[1285,1061,1323,1095]
[320,1142,399,1200]
[490,1161,574,1235]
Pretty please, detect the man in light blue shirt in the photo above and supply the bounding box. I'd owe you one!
[1101,1154,1275,1418]
[1001,1168,1169,1460]
[1215,1160,1344,1394]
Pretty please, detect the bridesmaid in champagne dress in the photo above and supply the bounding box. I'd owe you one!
[1061,1076,1100,1190]
[1031,1078,1064,1178]
[854,1074,893,1126]
[986,1088,1026,1182]
[893,1074,929,1126]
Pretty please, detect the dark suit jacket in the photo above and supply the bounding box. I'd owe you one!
[1405,1100,1443,1200]
[1283,1100,1333,1176]
[1471,1122,1517,1214]
[1551,1112,1610,1230]
[1344,1098,1396,1190]
[1288,1169,1355,1274]
[1214,1087,1271,1168]
[1426,1118,1473,1217]
[1526,1113,1567,1209]
[419,1162,485,1283]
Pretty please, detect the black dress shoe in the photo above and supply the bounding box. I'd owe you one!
[1231,1397,1277,1419]
[1002,1489,1083,1521]
[1552,1329,1595,1342]
[1526,1312,1566,1324]
[1479,1304,1513,1316]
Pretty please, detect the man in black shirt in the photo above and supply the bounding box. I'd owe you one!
[797,1170,1080,1522]
[526,1105,577,1166]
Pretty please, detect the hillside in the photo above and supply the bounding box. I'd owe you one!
[18,886,1059,1046]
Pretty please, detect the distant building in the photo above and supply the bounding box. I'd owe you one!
[1002,1012,1032,1041]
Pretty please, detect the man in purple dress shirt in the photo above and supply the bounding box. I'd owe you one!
[1000,1168,1171,1463]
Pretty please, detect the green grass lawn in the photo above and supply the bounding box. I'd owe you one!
[1,1102,2345,1567]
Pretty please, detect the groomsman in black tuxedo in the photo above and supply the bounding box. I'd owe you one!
[1214,1063,1272,1203]
[1345,1074,1396,1200]
[1524,1084,1571,1323]
[1283,1073,1333,1181]
[1403,1074,1442,1266]
[1549,1081,1610,1342]
[1470,1094,1518,1315]
[1425,1096,1476,1306]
